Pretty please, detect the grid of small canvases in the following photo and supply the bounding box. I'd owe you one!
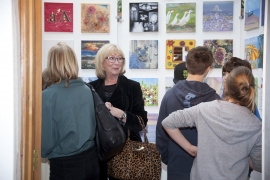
[44,0,264,143]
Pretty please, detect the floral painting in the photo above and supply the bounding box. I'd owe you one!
[166,3,196,33]
[44,3,73,32]
[244,34,264,68]
[245,0,260,30]
[129,2,158,32]
[140,113,158,143]
[81,3,110,33]
[203,1,234,32]
[131,78,158,106]
[203,77,223,97]
[129,40,158,69]
[203,39,233,68]
[166,39,196,69]
[81,40,109,69]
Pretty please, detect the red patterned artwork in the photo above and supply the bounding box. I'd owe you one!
[44,3,73,32]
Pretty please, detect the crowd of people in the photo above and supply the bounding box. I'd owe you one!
[42,42,262,180]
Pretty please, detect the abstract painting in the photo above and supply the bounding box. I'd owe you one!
[81,77,98,83]
[44,3,73,32]
[245,0,260,30]
[244,34,264,68]
[166,3,196,33]
[81,40,109,69]
[129,40,158,69]
[203,77,223,97]
[140,113,158,143]
[165,77,174,92]
[129,2,158,32]
[203,39,233,68]
[203,1,233,32]
[166,39,196,69]
[131,78,158,106]
[81,3,110,33]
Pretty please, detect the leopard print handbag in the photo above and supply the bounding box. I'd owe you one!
[108,116,161,180]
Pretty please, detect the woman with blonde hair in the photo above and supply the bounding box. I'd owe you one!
[42,42,99,180]
[162,66,262,180]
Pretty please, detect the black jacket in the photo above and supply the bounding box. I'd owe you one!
[89,75,148,141]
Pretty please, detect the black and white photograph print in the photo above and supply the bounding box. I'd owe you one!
[129,2,158,32]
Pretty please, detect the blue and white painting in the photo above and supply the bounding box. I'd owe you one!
[203,1,234,32]
[81,40,109,69]
[129,40,158,69]
[245,0,260,30]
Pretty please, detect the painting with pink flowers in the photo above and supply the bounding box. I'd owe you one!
[81,3,110,33]
[203,39,233,68]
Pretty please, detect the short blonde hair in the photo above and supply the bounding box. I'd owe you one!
[95,44,126,79]
[46,42,78,87]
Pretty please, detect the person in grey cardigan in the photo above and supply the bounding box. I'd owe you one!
[162,66,262,180]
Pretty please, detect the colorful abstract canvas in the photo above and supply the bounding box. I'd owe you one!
[203,77,223,97]
[140,113,158,143]
[165,77,174,92]
[129,2,158,32]
[81,40,109,69]
[166,3,196,33]
[245,0,260,30]
[203,1,233,32]
[203,39,233,68]
[131,78,158,106]
[244,34,264,68]
[81,3,110,33]
[129,40,158,69]
[44,3,73,32]
[81,77,98,83]
[166,39,196,69]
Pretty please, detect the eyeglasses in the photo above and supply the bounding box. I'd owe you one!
[106,56,125,63]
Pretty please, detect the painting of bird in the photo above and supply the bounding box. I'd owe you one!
[170,13,179,26]
[166,10,173,24]
[177,11,188,26]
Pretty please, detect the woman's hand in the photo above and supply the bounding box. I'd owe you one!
[105,102,125,121]
[186,145,197,157]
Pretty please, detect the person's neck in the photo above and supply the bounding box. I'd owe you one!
[186,74,204,82]
[105,76,118,85]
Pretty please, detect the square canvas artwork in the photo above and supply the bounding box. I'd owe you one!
[131,78,158,106]
[129,2,158,32]
[244,34,264,68]
[166,3,196,33]
[140,113,158,143]
[203,77,223,97]
[203,39,233,68]
[44,3,73,32]
[245,0,260,30]
[203,1,233,32]
[81,40,109,69]
[129,40,158,69]
[165,77,174,92]
[81,3,110,33]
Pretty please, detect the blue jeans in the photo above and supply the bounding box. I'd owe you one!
[49,145,99,180]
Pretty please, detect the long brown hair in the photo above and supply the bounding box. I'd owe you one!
[223,66,255,112]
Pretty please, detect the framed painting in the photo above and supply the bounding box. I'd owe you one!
[131,78,158,106]
[165,77,174,92]
[129,2,158,32]
[244,34,264,68]
[203,39,233,68]
[81,40,109,69]
[166,3,196,33]
[44,3,73,32]
[166,39,195,69]
[140,113,158,143]
[245,0,260,30]
[81,3,110,33]
[129,40,158,69]
[203,1,233,32]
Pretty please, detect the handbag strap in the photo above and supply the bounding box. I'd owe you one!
[136,116,149,143]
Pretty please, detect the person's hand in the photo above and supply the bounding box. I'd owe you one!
[187,145,197,157]
[105,102,113,111]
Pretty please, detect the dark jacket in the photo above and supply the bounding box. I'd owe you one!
[89,75,148,141]
[156,80,220,180]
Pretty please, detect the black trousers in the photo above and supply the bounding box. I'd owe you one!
[49,145,100,180]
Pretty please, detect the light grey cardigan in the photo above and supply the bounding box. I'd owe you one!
[162,100,262,180]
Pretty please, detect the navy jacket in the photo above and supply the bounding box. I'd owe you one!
[156,80,220,180]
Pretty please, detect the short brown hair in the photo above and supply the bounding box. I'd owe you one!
[223,66,255,112]
[222,57,251,76]
[95,44,126,79]
[186,46,214,75]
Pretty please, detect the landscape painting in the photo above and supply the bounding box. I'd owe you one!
[203,1,234,32]
[129,40,158,69]
[244,0,260,30]
[203,39,233,68]
[131,78,158,106]
[244,34,264,68]
[166,3,196,33]
[81,40,109,69]
[81,3,110,33]
[140,113,158,143]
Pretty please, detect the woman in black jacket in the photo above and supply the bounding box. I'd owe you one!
[88,43,148,180]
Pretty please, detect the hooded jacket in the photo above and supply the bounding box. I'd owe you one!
[156,80,220,180]
[162,100,262,180]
